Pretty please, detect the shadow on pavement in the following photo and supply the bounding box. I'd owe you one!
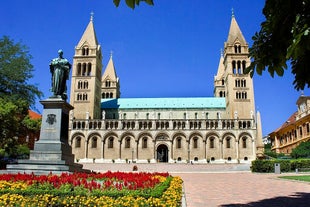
[221,192,310,207]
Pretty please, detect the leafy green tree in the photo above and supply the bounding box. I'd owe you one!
[246,0,310,90]
[0,36,42,157]
[291,141,310,158]
[0,36,42,106]
[113,0,154,9]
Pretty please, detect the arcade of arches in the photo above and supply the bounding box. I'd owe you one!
[70,132,254,163]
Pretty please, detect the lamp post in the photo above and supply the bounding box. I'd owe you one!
[131,148,134,163]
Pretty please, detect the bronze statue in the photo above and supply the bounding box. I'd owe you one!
[49,50,71,100]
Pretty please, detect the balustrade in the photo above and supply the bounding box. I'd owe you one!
[71,118,255,131]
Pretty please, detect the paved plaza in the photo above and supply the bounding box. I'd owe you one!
[83,163,310,207]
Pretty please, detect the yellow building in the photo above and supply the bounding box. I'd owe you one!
[270,94,310,154]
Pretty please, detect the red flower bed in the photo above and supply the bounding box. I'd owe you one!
[0,171,169,191]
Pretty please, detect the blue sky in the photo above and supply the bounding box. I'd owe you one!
[1,0,309,136]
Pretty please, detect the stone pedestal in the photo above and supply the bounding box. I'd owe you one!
[7,98,89,174]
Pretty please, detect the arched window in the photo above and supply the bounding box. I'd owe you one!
[237,61,242,74]
[219,91,223,97]
[221,79,224,85]
[108,137,114,148]
[226,137,231,148]
[83,93,87,101]
[183,113,187,120]
[142,137,148,149]
[78,80,82,89]
[77,93,82,101]
[193,137,198,148]
[87,63,92,76]
[177,137,182,149]
[83,81,88,89]
[82,47,89,56]
[232,61,236,74]
[102,93,105,99]
[242,61,246,72]
[82,63,86,76]
[157,113,161,120]
[125,137,131,148]
[210,137,215,148]
[110,92,113,98]
[105,80,111,87]
[91,137,97,148]
[146,113,149,120]
[75,137,81,148]
[77,63,81,76]
[234,44,241,53]
[242,137,247,148]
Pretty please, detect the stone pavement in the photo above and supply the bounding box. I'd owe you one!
[82,163,310,207]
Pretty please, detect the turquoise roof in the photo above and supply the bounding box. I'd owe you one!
[101,97,226,109]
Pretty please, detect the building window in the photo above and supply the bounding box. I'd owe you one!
[195,113,198,120]
[87,63,92,76]
[146,113,149,120]
[108,137,114,148]
[82,47,89,56]
[307,123,310,134]
[193,137,198,148]
[77,63,81,76]
[299,127,303,137]
[75,137,81,148]
[105,80,111,87]
[125,137,131,148]
[242,137,247,148]
[210,137,215,149]
[177,137,182,149]
[226,137,231,148]
[183,113,187,119]
[142,137,148,149]
[91,137,97,148]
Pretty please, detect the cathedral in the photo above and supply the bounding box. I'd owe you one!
[68,14,264,164]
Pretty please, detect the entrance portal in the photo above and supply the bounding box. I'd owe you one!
[156,144,168,162]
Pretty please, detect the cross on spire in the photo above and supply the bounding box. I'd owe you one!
[90,11,94,21]
[231,8,234,17]
[110,50,113,58]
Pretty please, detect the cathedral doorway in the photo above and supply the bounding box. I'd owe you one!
[156,144,168,162]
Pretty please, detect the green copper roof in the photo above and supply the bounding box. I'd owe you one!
[101,97,226,109]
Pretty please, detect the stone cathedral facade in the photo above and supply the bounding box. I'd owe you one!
[69,14,264,164]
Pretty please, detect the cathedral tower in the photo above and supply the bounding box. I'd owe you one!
[101,53,120,99]
[214,13,255,119]
[70,15,103,119]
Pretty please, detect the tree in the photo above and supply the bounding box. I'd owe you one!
[246,0,310,90]
[291,141,310,158]
[0,36,42,107]
[113,0,154,9]
[0,36,42,157]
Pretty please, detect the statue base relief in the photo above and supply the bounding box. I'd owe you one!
[6,98,89,174]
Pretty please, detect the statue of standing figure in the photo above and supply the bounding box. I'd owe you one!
[49,50,71,100]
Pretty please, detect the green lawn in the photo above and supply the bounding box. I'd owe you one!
[279,175,310,182]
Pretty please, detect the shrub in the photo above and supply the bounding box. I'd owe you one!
[251,159,290,173]
[291,141,310,158]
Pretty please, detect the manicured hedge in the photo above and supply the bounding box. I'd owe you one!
[251,159,310,173]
